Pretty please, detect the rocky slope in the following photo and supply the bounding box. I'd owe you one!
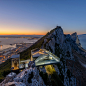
[43,26,86,86]
[71,32,81,46]
[43,26,76,86]
[0,62,46,86]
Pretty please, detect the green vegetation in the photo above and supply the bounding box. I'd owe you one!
[0,59,11,82]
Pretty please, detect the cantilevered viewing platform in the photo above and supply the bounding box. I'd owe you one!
[31,48,60,66]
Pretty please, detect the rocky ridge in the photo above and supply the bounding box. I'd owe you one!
[43,26,86,86]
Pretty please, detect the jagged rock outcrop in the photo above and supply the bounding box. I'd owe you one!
[0,66,45,86]
[43,26,79,86]
[14,67,45,86]
[0,72,16,86]
[42,26,86,86]
[71,32,81,46]
[44,26,73,59]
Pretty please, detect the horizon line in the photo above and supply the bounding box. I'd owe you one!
[0,34,44,36]
[0,33,85,35]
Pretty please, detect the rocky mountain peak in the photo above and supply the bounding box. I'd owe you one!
[42,26,77,86]
[55,26,64,34]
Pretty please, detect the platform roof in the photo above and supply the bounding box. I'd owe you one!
[31,49,60,66]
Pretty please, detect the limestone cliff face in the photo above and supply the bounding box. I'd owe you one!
[43,26,73,59]
[43,26,78,86]
[42,26,86,86]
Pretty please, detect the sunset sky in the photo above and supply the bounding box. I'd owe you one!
[0,0,86,35]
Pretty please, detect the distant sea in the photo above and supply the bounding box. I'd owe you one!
[0,38,37,51]
[0,35,43,51]
[78,35,86,50]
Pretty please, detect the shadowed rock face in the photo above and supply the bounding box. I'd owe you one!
[44,26,73,59]
[71,32,81,46]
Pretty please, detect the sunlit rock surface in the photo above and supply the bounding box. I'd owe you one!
[14,67,45,86]
[4,82,26,86]
[0,66,45,86]
[0,72,16,86]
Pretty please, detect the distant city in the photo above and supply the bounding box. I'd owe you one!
[0,35,43,64]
